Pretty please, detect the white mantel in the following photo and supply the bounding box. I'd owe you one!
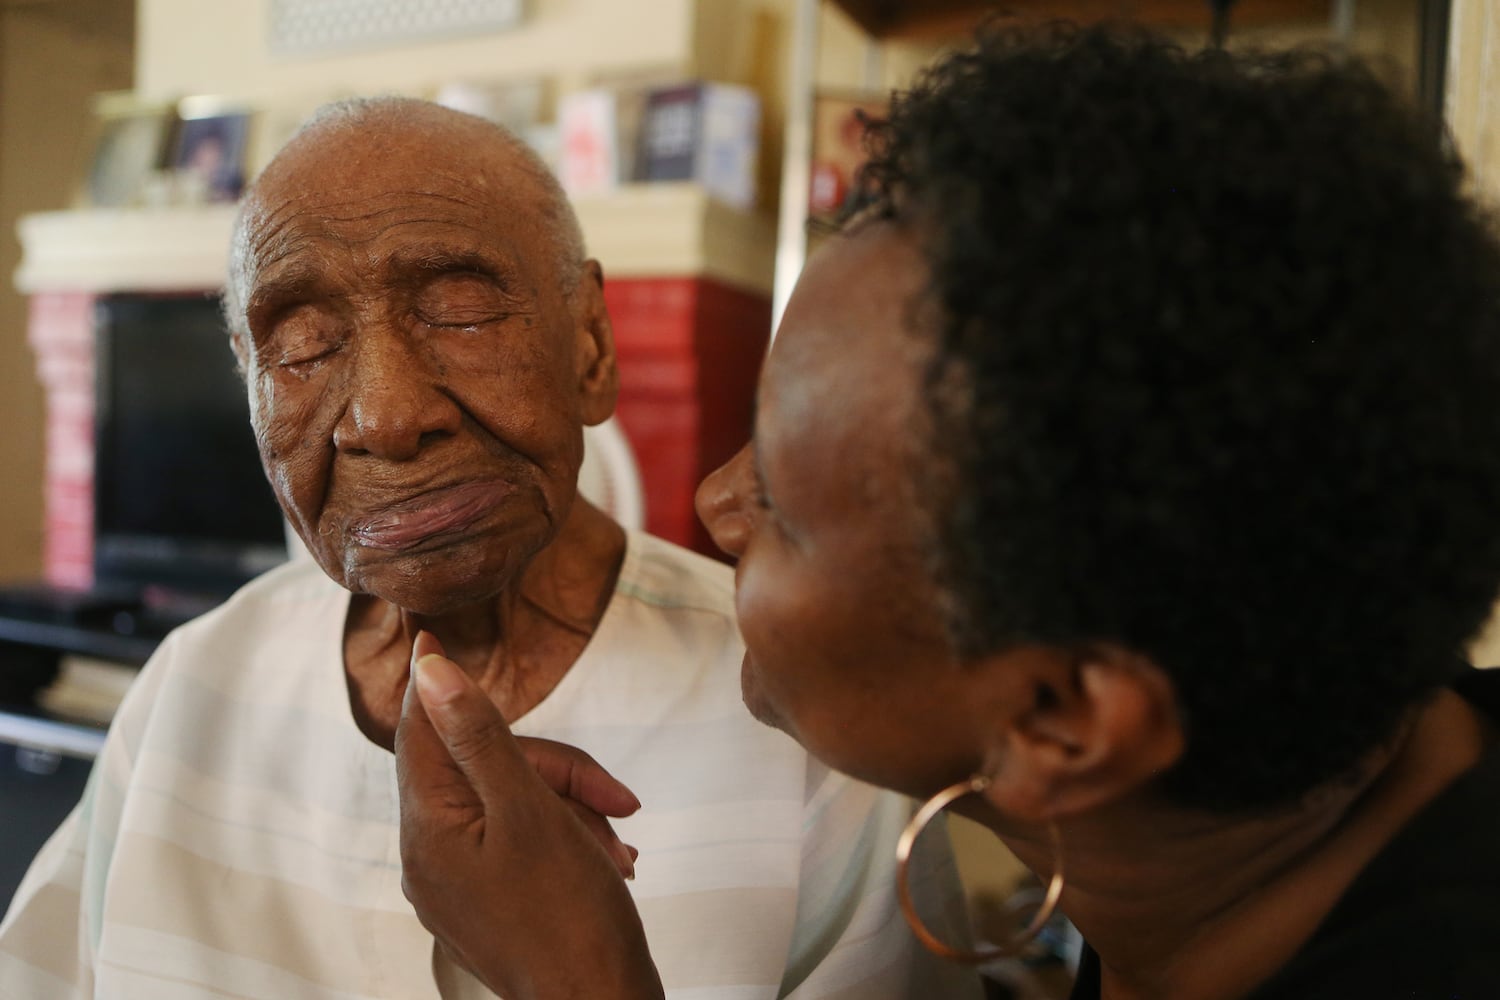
[15,183,776,296]
[16,206,241,295]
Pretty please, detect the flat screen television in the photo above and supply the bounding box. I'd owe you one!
[93,294,287,598]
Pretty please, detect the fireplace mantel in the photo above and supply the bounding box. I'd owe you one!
[17,206,241,294]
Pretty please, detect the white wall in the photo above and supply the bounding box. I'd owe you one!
[138,0,697,103]
[1447,0,1500,667]
[1449,0,1500,192]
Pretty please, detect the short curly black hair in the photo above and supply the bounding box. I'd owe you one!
[862,23,1500,811]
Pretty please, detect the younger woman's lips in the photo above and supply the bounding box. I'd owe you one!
[350,480,515,551]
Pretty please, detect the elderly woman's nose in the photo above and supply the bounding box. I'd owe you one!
[332,336,461,460]
[696,444,756,559]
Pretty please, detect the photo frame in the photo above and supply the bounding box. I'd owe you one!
[170,100,255,204]
[809,90,888,220]
[81,94,177,209]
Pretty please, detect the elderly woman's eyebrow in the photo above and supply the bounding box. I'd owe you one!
[246,260,325,316]
[397,248,520,291]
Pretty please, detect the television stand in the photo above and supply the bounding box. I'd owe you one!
[0,615,159,670]
[0,582,209,713]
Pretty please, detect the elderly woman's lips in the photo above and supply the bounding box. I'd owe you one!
[350,480,515,550]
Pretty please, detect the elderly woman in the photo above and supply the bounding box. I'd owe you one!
[395,24,1500,1000]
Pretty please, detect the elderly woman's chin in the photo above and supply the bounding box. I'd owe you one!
[313,530,545,616]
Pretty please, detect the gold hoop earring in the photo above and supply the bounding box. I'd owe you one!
[895,774,1066,964]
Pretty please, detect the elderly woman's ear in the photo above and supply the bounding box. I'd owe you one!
[229,328,249,376]
[571,259,618,427]
[976,644,1186,822]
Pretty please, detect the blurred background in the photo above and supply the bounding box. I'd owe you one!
[0,1,1497,993]
[0,0,1483,586]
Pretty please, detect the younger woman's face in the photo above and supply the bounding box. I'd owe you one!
[695,222,990,799]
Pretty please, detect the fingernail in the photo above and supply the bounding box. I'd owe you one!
[615,842,637,880]
[414,654,466,707]
[408,633,426,681]
[411,630,444,665]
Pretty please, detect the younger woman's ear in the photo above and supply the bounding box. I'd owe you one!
[976,644,1185,822]
[570,259,619,426]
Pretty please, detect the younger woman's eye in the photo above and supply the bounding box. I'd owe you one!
[749,463,774,513]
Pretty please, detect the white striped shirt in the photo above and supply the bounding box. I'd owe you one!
[0,532,980,999]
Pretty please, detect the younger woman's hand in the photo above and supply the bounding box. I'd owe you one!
[395,632,665,1000]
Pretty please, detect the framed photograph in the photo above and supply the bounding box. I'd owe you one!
[809,90,888,219]
[81,94,177,209]
[170,101,254,203]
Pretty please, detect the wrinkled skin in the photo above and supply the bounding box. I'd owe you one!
[233,111,614,616]
[229,102,625,747]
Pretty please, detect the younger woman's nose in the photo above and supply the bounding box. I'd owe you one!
[696,444,756,560]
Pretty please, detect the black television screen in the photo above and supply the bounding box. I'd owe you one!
[93,294,287,596]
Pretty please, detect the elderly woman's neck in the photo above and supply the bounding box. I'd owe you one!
[411,505,625,657]
[1002,689,1489,1000]
[344,501,626,750]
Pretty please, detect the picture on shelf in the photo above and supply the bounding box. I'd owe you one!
[809,90,889,219]
[558,87,645,197]
[170,106,253,203]
[81,94,177,209]
[636,82,760,210]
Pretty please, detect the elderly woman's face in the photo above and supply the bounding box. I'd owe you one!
[234,122,602,615]
[696,223,990,797]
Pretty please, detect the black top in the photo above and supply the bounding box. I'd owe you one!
[1070,667,1500,1000]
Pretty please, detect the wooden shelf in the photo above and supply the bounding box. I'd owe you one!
[14,184,776,296]
[831,0,1331,38]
